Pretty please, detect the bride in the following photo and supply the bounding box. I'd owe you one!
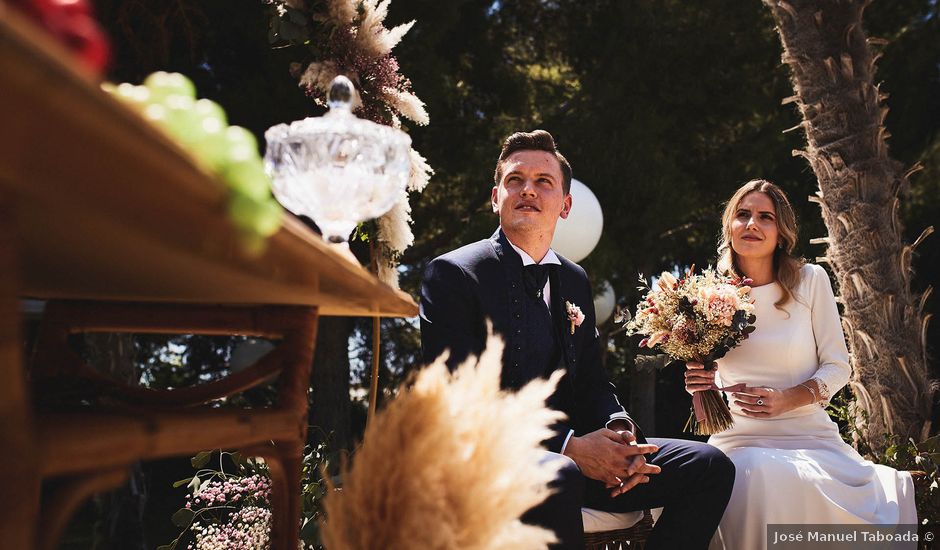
[684,179,917,550]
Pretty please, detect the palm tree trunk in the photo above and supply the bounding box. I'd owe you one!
[763,0,934,452]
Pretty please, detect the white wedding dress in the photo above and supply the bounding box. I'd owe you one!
[707,263,917,550]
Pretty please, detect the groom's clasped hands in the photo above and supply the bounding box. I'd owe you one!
[563,428,661,497]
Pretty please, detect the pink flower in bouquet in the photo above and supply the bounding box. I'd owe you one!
[699,285,742,327]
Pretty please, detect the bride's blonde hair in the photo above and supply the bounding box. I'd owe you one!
[717,179,805,311]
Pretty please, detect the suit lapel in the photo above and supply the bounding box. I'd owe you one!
[490,229,525,302]
[550,266,577,372]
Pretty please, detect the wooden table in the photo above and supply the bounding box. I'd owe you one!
[0,6,418,548]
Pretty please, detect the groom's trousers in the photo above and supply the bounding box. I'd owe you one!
[522,438,735,550]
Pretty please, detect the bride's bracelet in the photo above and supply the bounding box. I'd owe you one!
[798,382,818,403]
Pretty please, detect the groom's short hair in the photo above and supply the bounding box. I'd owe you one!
[494,130,572,194]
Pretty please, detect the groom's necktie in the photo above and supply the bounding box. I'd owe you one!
[523,264,552,301]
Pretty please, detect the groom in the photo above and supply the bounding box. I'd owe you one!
[420,130,734,549]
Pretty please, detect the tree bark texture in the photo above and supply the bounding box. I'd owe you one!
[764,0,934,451]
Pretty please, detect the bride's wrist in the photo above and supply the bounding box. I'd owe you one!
[784,386,812,409]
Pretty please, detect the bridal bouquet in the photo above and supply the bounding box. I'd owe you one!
[626,266,756,435]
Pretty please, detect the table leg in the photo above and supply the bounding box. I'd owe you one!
[0,194,39,547]
[269,309,318,550]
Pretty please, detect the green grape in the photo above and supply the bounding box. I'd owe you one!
[141,102,169,126]
[227,193,254,231]
[237,231,268,258]
[144,71,197,102]
[225,126,258,151]
[162,95,201,142]
[192,120,229,172]
[111,83,152,109]
[227,193,281,237]
[193,99,228,125]
[254,199,283,237]
[222,158,271,201]
[223,126,261,165]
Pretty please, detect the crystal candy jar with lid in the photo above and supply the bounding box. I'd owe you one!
[264,76,412,242]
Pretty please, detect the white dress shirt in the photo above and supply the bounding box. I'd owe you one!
[507,240,561,313]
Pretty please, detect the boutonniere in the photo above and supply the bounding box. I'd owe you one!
[565,301,585,334]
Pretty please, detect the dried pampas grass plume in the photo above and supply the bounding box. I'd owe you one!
[354,0,415,57]
[327,0,358,26]
[321,333,565,550]
[383,88,429,126]
[375,191,412,288]
[408,148,434,192]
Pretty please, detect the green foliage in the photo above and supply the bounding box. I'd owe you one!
[191,450,213,469]
[867,436,940,529]
[830,393,940,526]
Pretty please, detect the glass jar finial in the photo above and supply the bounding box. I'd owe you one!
[327,76,354,112]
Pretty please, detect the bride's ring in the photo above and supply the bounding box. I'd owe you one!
[757,398,764,406]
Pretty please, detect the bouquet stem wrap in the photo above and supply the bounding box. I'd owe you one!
[685,360,744,435]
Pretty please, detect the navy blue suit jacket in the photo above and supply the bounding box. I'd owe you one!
[420,229,631,452]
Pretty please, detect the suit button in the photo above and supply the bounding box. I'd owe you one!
[515,345,521,351]
[513,363,519,368]
[515,313,521,319]
[515,329,521,335]
[513,298,519,304]
[511,282,517,288]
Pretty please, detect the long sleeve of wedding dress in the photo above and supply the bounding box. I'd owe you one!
[805,263,851,403]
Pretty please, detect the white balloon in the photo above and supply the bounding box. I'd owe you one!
[594,280,616,326]
[551,178,603,262]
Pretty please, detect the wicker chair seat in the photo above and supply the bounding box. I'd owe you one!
[582,508,653,549]
[582,508,645,533]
